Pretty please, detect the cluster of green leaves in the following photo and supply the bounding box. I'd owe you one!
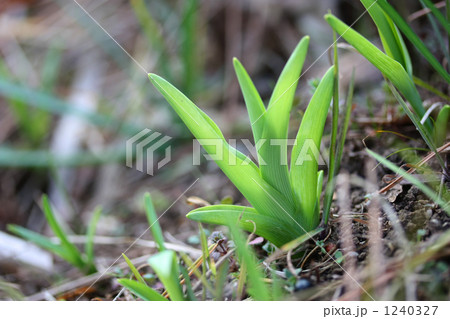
[325,0,449,147]
[325,0,449,213]
[7,195,101,274]
[149,36,336,247]
[118,193,279,301]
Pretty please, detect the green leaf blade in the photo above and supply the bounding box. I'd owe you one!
[122,253,147,286]
[434,104,450,146]
[117,279,167,301]
[144,193,166,252]
[324,14,433,133]
[258,36,310,200]
[420,0,450,34]
[147,250,184,301]
[7,224,68,260]
[290,66,334,230]
[360,0,412,75]
[85,206,101,273]
[376,0,450,83]
[187,205,303,247]
[233,58,266,146]
[227,221,271,300]
[41,195,85,269]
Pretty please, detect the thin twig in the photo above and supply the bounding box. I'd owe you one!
[50,235,202,257]
[378,142,450,194]
[300,229,332,270]
[408,1,446,21]
[26,253,155,301]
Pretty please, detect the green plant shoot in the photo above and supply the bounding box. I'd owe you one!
[149,36,334,247]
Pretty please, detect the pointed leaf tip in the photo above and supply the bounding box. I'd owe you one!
[148,73,161,82]
[233,57,241,68]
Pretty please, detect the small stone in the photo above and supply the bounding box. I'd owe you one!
[358,252,366,261]
[294,279,313,291]
[430,219,441,228]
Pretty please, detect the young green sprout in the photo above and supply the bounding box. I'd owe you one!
[8,195,100,275]
[149,36,334,247]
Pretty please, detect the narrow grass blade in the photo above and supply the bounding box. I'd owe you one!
[122,253,146,285]
[420,0,450,34]
[198,223,215,276]
[180,265,197,301]
[323,33,339,226]
[179,252,214,294]
[387,83,444,169]
[41,195,85,269]
[290,66,334,230]
[227,222,271,301]
[180,0,201,96]
[117,279,167,301]
[214,259,229,300]
[280,227,323,252]
[270,266,284,301]
[316,170,324,204]
[149,73,295,220]
[361,0,412,75]
[233,58,266,145]
[144,193,165,252]
[85,206,101,272]
[419,0,450,65]
[376,0,450,83]
[187,205,301,247]
[367,149,449,215]
[41,43,63,93]
[7,224,68,260]
[447,0,450,53]
[413,76,450,101]
[336,69,355,174]
[0,146,126,168]
[259,36,310,199]
[434,105,450,146]
[198,223,209,300]
[325,14,433,132]
[237,261,247,299]
[147,250,184,301]
[0,278,24,301]
[0,77,140,136]
[323,69,355,225]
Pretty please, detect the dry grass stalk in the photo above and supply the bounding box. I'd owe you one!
[365,157,386,298]
[336,171,359,298]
